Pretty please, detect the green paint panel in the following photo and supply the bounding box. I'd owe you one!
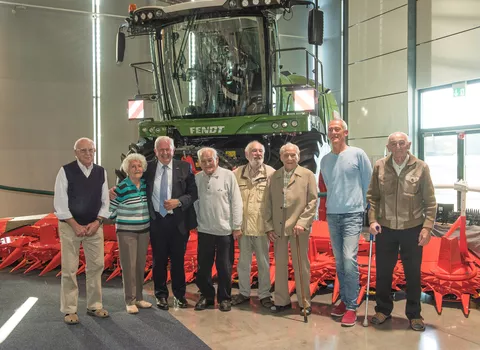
[138,114,319,138]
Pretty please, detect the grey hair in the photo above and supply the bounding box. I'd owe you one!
[245,140,265,154]
[154,136,175,150]
[279,142,300,156]
[329,118,348,131]
[121,153,147,174]
[197,147,218,160]
[73,137,95,150]
[388,131,410,142]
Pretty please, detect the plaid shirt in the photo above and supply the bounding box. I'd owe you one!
[283,168,295,206]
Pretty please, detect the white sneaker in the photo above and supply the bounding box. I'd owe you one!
[126,304,139,314]
[135,300,152,309]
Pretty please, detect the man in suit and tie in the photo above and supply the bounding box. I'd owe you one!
[145,136,198,310]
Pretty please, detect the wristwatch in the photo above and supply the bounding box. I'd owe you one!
[96,217,104,225]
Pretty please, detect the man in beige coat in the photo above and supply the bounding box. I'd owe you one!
[265,142,318,315]
[231,141,275,308]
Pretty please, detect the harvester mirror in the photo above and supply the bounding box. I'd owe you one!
[308,9,324,46]
[116,31,126,64]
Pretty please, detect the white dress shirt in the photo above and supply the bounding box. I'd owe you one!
[54,160,110,220]
[393,155,409,176]
[152,159,173,214]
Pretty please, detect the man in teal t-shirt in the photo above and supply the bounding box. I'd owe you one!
[320,119,372,327]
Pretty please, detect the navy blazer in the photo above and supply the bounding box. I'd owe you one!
[144,158,198,235]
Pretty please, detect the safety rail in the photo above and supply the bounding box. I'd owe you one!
[0,184,53,196]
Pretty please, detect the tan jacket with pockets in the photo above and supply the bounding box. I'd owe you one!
[234,164,275,236]
[264,165,318,236]
[367,153,437,230]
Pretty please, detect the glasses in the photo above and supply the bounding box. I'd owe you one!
[76,148,96,154]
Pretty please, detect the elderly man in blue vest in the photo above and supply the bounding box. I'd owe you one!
[54,137,110,325]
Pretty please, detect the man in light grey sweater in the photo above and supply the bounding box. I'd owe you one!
[193,147,243,312]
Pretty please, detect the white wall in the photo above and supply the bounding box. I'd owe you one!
[416,0,480,89]
[0,0,151,217]
[347,0,408,159]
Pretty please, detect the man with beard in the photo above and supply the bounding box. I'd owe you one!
[231,141,275,309]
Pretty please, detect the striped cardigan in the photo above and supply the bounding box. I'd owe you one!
[109,177,150,233]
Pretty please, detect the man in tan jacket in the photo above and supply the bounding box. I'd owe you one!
[367,132,436,332]
[265,142,318,315]
[231,141,275,308]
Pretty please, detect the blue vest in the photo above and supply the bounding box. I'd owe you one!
[63,161,104,225]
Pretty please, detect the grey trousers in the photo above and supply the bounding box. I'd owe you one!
[117,231,150,305]
[59,222,104,314]
[273,233,311,308]
[237,235,271,299]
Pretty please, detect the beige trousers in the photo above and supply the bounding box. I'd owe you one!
[273,232,311,308]
[59,221,104,314]
[117,231,150,305]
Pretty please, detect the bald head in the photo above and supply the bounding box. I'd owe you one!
[388,132,410,143]
[387,131,411,163]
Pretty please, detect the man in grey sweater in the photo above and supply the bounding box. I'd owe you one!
[194,147,243,312]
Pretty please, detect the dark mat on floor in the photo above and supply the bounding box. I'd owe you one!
[0,270,210,350]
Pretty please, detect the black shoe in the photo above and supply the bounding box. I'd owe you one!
[174,296,189,309]
[270,303,292,313]
[219,300,232,312]
[156,297,169,310]
[300,306,312,316]
[194,296,214,311]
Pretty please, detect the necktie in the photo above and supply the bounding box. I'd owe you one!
[159,165,168,217]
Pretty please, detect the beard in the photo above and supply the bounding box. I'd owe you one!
[249,158,263,168]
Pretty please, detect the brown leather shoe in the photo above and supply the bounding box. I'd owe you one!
[87,308,109,318]
[371,312,391,325]
[64,313,79,325]
[410,318,425,331]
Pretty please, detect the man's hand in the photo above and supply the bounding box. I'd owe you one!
[164,199,181,211]
[369,222,382,236]
[267,230,278,242]
[66,219,86,237]
[73,224,87,237]
[292,225,305,236]
[85,221,101,236]
[109,186,117,201]
[418,228,431,246]
[232,230,242,240]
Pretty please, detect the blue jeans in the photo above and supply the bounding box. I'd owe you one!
[327,212,364,310]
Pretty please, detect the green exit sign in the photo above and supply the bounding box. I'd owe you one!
[453,82,466,97]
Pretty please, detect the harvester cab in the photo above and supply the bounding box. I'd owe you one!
[115,0,338,180]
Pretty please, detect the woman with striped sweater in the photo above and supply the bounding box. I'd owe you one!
[110,153,152,314]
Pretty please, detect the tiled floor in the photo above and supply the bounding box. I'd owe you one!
[157,284,480,350]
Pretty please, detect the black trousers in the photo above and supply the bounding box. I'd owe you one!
[150,213,189,299]
[196,232,234,302]
[375,225,423,319]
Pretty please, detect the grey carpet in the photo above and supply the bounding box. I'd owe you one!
[0,270,210,350]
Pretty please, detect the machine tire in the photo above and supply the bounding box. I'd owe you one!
[115,138,155,183]
[291,132,326,175]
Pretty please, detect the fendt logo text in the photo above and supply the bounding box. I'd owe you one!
[189,126,226,134]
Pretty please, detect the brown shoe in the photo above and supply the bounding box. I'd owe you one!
[371,312,391,325]
[231,294,250,306]
[410,318,425,331]
[64,313,79,325]
[87,308,109,318]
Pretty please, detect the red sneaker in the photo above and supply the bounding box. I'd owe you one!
[331,301,347,317]
[341,310,357,327]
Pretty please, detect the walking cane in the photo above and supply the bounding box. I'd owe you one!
[362,233,375,327]
[295,234,308,323]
